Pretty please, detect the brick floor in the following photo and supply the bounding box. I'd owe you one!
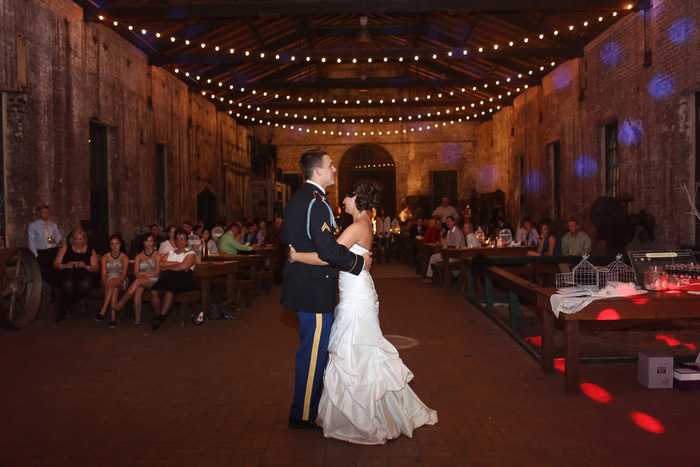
[0,262,696,464]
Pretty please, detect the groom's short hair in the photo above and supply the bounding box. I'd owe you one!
[299,149,327,180]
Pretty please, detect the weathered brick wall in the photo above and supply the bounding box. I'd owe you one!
[481,0,700,249]
[255,122,480,214]
[1,0,250,247]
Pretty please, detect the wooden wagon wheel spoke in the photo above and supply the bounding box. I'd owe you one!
[18,275,34,286]
[14,255,23,280]
[8,293,17,321]
[8,294,28,323]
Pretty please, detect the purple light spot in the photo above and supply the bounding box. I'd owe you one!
[551,66,573,91]
[479,165,499,188]
[439,143,463,165]
[648,74,674,99]
[525,170,545,194]
[600,41,623,67]
[574,156,598,179]
[619,120,643,145]
[669,18,695,43]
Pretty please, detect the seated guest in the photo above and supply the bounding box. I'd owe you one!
[423,218,442,244]
[192,224,203,237]
[113,232,161,326]
[52,228,99,321]
[28,204,63,287]
[462,222,481,248]
[95,234,129,328]
[409,218,425,239]
[423,216,466,282]
[219,222,259,254]
[182,221,194,235]
[516,218,539,246]
[129,227,146,256]
[200,228,219,255]
[432,197,459,223]
[527,222,561,257]
[401,218,414,235]
[150,224,165,250]
[150,228,197,330]
[241,221,264,246]
[493,215,514,239]
[258,220,269,245]
[561,219,591,256]
[158,225,177,255]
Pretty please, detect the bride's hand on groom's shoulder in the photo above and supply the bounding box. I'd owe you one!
[362,252,372,270]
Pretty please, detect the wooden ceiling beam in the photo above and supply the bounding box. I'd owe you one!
[102,1,651,21]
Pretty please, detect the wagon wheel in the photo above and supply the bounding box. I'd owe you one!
[0,248,42,328]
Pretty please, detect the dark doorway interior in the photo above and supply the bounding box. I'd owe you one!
[339,144,396,217]
[89,120,109,250]
[547,140,561,220]
[0,94,4,241]
[431,171,458,213]
[197,187,217,229]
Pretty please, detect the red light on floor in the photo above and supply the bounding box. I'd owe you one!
[631,412,665,434]
[597,308,620,320]
[524,336,542,347]
[685,343,697,351]
[655,334,681,346]
[580,382,612,403]
[554,358,565,372]
[633,297,650,305]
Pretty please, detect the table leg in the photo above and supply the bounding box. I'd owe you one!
[564,320,580,394]
[484,277,494,313]
[467,268,475,299]
[541,311,554,374]
[443,257,450,289]
[508,290,520,333]
[200,276,211,321]
[226,272,237,309]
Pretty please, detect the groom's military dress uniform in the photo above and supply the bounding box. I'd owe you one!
[281,181,364,424]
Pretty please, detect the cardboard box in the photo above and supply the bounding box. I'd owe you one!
[638,351,673,388]
[674,367,700,390]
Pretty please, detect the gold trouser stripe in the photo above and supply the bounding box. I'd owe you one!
[302,314,323,420]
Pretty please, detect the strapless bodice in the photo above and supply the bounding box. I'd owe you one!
[339,244,376,306]
[349,244,370,255]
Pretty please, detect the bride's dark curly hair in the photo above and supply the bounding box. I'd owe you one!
[346,180,382,212]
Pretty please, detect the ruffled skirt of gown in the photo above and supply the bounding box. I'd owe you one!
[316,248,437,445]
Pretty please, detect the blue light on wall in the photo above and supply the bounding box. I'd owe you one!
[551,66,573,91]
[600,41,623,67]
[669,17,695,43]
[648,74,674,99]
[478,165,499,188]
[574,156,599,179]
[619,120,643,145]
[439,143,463,165]
[524,170,545,194]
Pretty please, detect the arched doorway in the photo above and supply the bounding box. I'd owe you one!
[339,144,397,217]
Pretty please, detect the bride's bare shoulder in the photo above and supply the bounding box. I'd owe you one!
[337,219,372,248]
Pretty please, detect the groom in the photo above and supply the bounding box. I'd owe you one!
[281,149,372,429]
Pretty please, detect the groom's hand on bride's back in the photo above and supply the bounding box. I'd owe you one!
[362,252,372,270]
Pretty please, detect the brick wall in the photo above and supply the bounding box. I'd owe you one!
[1,0,250,247]
[480,0,700,249]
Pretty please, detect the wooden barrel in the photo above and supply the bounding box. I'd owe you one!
[0,247,42,328]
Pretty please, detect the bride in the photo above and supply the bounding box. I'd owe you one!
[289,180,437,445]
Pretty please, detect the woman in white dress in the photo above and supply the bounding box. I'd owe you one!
[289,180,437,445]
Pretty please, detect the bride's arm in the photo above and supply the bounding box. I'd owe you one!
[288,245,329,266]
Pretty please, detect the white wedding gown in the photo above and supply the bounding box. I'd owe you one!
[316,244,438,445]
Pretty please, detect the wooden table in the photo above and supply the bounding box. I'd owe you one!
[193,261,238,318]
[478,262,700,394]
[203,254,260,307]
[416,243,444,276]
[441,245,536,290]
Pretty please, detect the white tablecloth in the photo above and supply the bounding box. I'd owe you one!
[550,283,647,318]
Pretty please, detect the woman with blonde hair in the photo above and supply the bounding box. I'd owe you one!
[52,228,99,321]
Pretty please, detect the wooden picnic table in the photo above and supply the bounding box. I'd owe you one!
[464,256,699,394]
[416,242,444,276]
[192,261,238,319]
[202,253,260,307]
[441,245,536,290]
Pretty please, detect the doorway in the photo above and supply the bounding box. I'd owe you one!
[338,144,396,217]
[431,171,458,213]
[197,187,217,229]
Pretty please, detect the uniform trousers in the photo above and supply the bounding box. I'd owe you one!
[290,311,333,421]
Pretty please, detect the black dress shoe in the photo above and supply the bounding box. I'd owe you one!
[288,417,321,430]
